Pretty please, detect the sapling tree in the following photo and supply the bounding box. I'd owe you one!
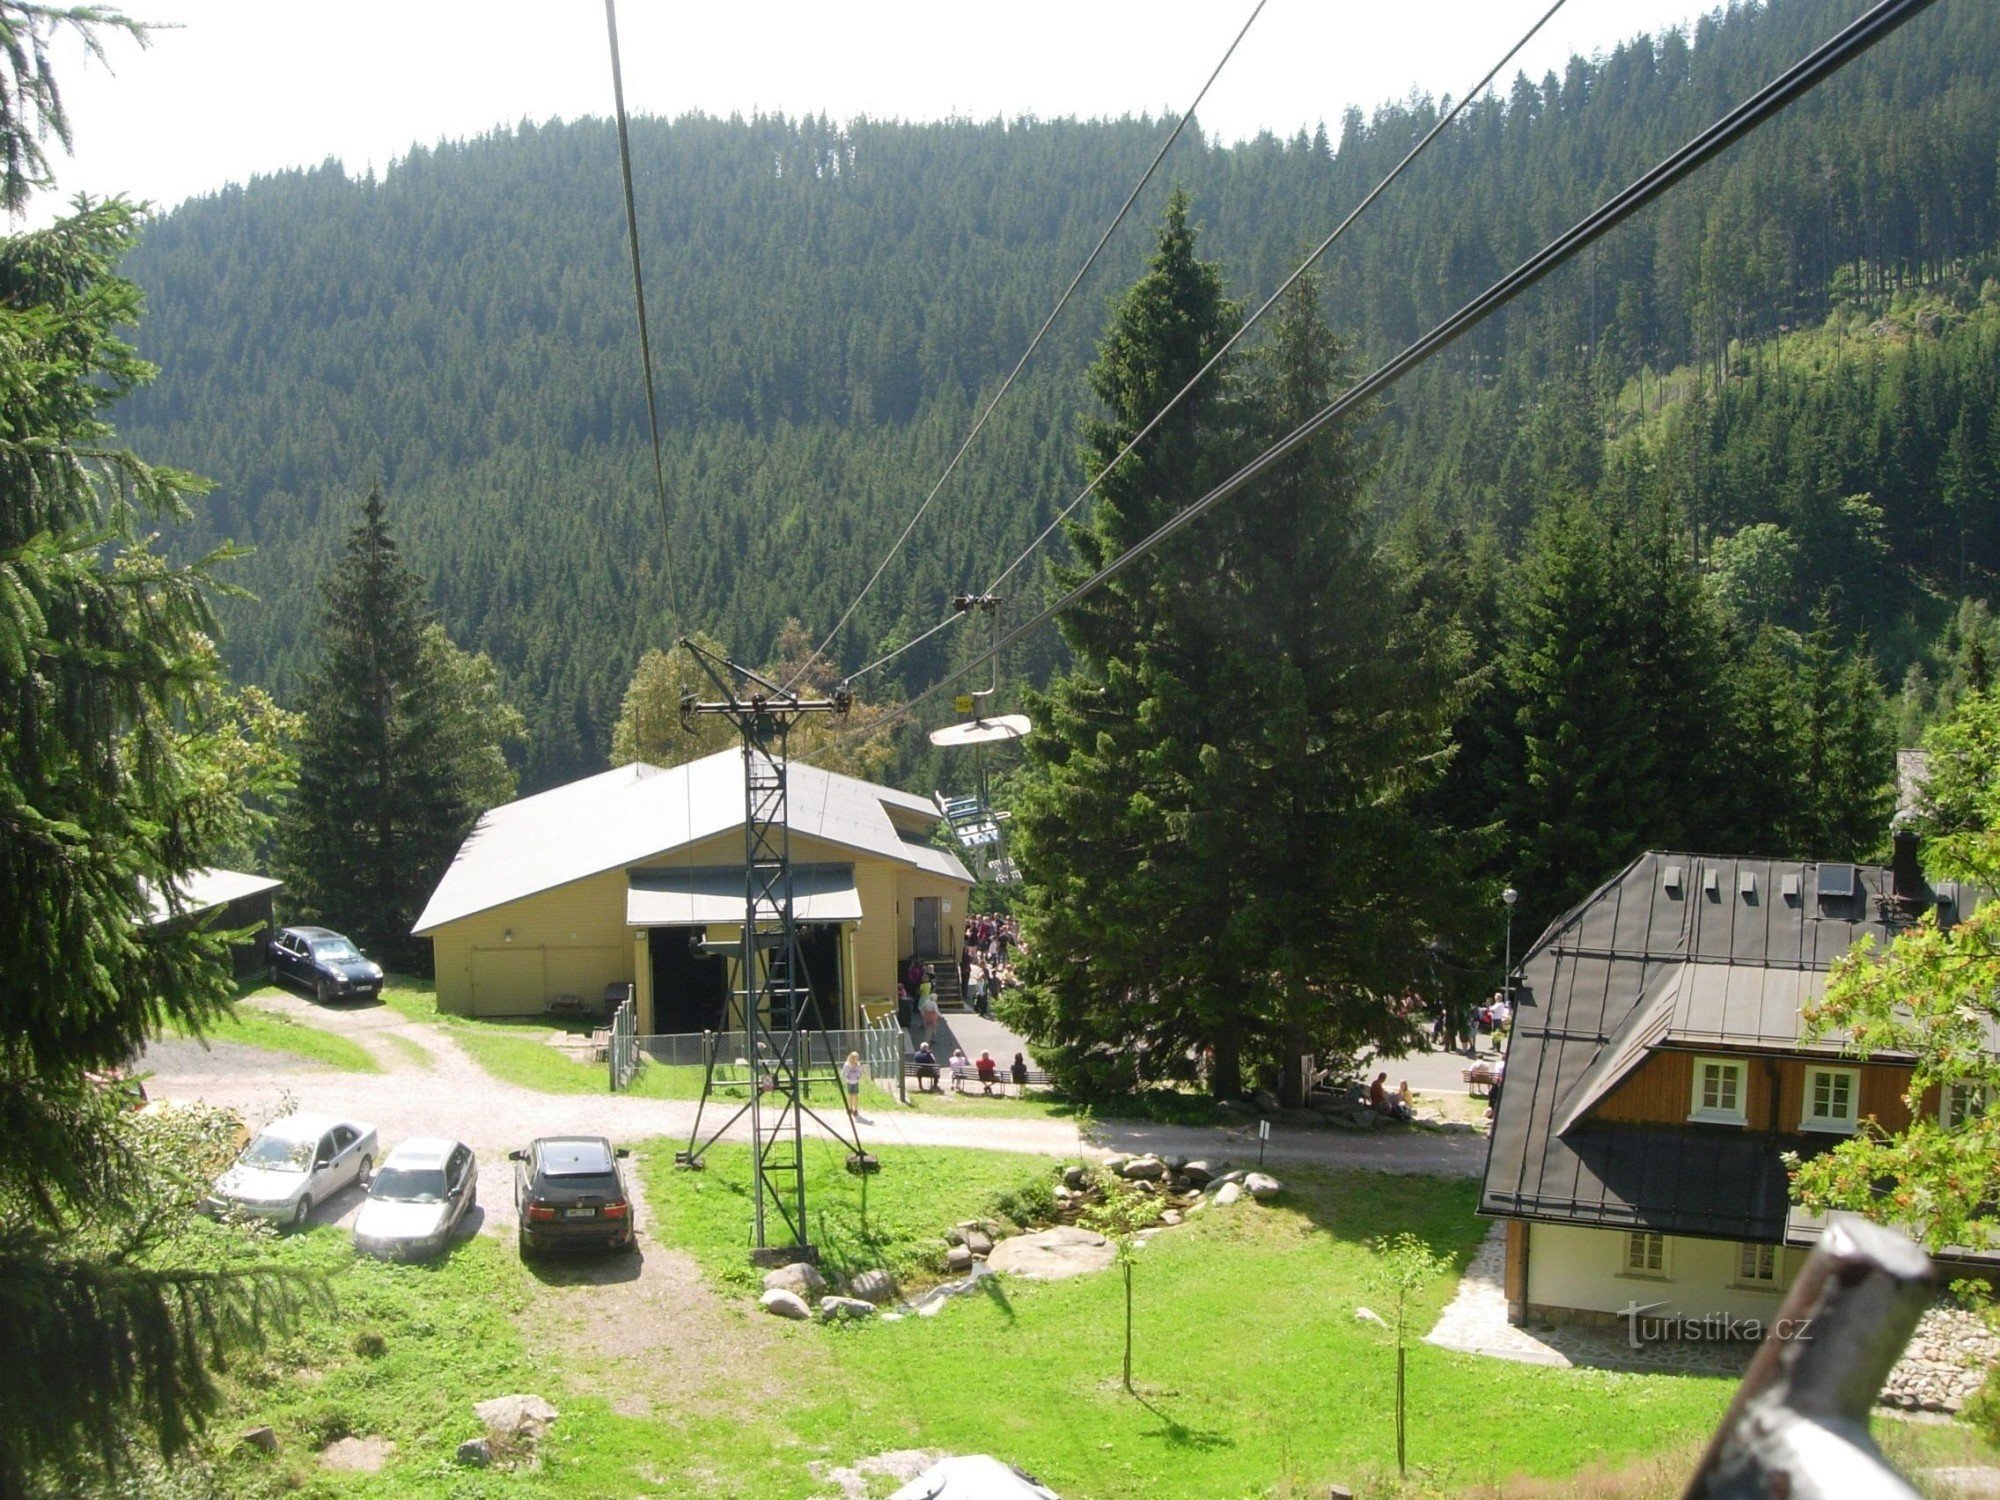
[1082,1185,1162,1394]
[1361,1233,1451,1478]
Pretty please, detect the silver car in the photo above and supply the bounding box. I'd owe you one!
[207,1112,377,1231]
[353,1137,478,1260]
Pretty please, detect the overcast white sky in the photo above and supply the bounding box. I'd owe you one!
[21,0,1713,228]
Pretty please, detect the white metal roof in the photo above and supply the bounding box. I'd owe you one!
[413,752,970,934]
[138,867,282,925]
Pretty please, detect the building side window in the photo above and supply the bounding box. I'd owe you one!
[1623,1231,1667,1276]
[1801,1066,1860,1134]
[1736,1242,1779,1285]
[1689,1058,1747,1124]
[1942,1084,1988,1129]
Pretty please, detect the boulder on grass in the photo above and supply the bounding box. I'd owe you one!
[1182,1161,1217,1187]
[964,1228,995,1257]
[820,1295,877,1322]
[762,1261,827,1299]
[240,1426,278,1454]
[1062,1165,1088,1190]
[456,1438,492,1468]
[760,1288,812,1320]
[1119,1155,1166,1182]
[1244,1172,1283,1201]
[1214,1181,1243,1207]
[1101,1154,1133,1176]
[849,1268,897,1304]
[945,1243,975,1273]
[474,1394,558,1441]
[987,1226,1116,1280]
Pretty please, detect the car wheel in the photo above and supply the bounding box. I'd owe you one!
[357,1154,373,1189]
[290,1195,312,1231]
[516,1227,532,1260]
[315,978,331,1005]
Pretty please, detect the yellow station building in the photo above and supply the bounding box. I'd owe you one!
[412,752,973,1032]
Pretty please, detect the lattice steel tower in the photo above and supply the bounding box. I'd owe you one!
[672,639,873,1265]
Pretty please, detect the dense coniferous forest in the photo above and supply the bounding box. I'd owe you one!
[114,0,2000,790]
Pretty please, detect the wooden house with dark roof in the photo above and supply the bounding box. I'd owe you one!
[1480,838,1985,1327]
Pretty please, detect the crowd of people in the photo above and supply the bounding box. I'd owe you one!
[899,911,1023,1038]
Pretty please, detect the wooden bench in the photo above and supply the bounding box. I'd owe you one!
[905,1061,1048,1097]
[1462,1063,1503,1098]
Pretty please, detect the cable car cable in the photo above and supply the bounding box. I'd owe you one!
[784,0,1271,693]
[605,0,683,625]
[847,0,1940,737]
[847,0,1573,687]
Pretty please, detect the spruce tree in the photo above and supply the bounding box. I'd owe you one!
[1009,219,1464,1103]
[279,488,480,970]
[1498,493,1658,929]
[1008,190,1247,1098]
[0,11,312,1483]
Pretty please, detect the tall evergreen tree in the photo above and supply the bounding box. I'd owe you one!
[279,489,493,969]
[1498,493,1659,928]
[0,10,311,1484]
[1007,191,1248,1098]
[1009,217,1463,1103]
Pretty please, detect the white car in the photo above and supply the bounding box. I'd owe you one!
[207,1112,377,1231]
[353,1137,478,1260]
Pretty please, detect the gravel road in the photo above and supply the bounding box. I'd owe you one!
[142,993,1486,1238]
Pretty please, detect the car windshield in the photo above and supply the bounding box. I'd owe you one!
[311,938,362,962]
[239,1134,312,1171]
[370,1166,447,1203]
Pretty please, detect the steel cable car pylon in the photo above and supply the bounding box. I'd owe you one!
[930,595,1031,884]
[670,638,876,1268]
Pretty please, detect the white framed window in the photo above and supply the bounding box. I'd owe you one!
[1689,1057,1748,1124]
[1623,1230,1667,1276]
[1801,1066,1860,1134]
[1736,1242,1779,1286]
[1941,1084,1987,1129]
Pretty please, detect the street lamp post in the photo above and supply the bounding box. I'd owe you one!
[1500,887,1519,1056]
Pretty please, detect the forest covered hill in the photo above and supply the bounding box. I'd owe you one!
[114,0,2000,788]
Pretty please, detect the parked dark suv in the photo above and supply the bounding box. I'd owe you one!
[268,925,385,1003]
[511,1136,635,1257]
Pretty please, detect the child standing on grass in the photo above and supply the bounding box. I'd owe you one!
[842,1051,870,1126]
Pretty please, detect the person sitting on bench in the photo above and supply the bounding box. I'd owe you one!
[975,1050,999,1094]
[949,1047,970,1092]
[1010,1052,1030,1090]
[913,1041,941,1092]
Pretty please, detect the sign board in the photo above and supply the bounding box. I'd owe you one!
[1258,1119,1271,1141]
[954,694,974,715]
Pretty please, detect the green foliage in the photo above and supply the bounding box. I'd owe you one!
[1791,688,2000,1252]
[0,16,320,1473]
[1011,213,1462,1104]
[277,488,520,970]
[100,0,2000,790]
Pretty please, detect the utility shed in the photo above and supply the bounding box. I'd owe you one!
[412,752,973,1030]
[139,867,282,977]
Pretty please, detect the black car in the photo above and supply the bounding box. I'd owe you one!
[267,925,384,1003]
[511,1136,635,1257]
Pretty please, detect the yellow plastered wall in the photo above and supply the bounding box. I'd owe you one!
[425,826,969,1024]
[427,867,632,1017]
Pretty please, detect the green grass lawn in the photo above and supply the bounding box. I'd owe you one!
[178,1147,1998,1499]
[161,1004,381,1073]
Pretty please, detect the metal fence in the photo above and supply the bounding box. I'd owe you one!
[607,994,639,1091]
[609,1025,906,1095]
